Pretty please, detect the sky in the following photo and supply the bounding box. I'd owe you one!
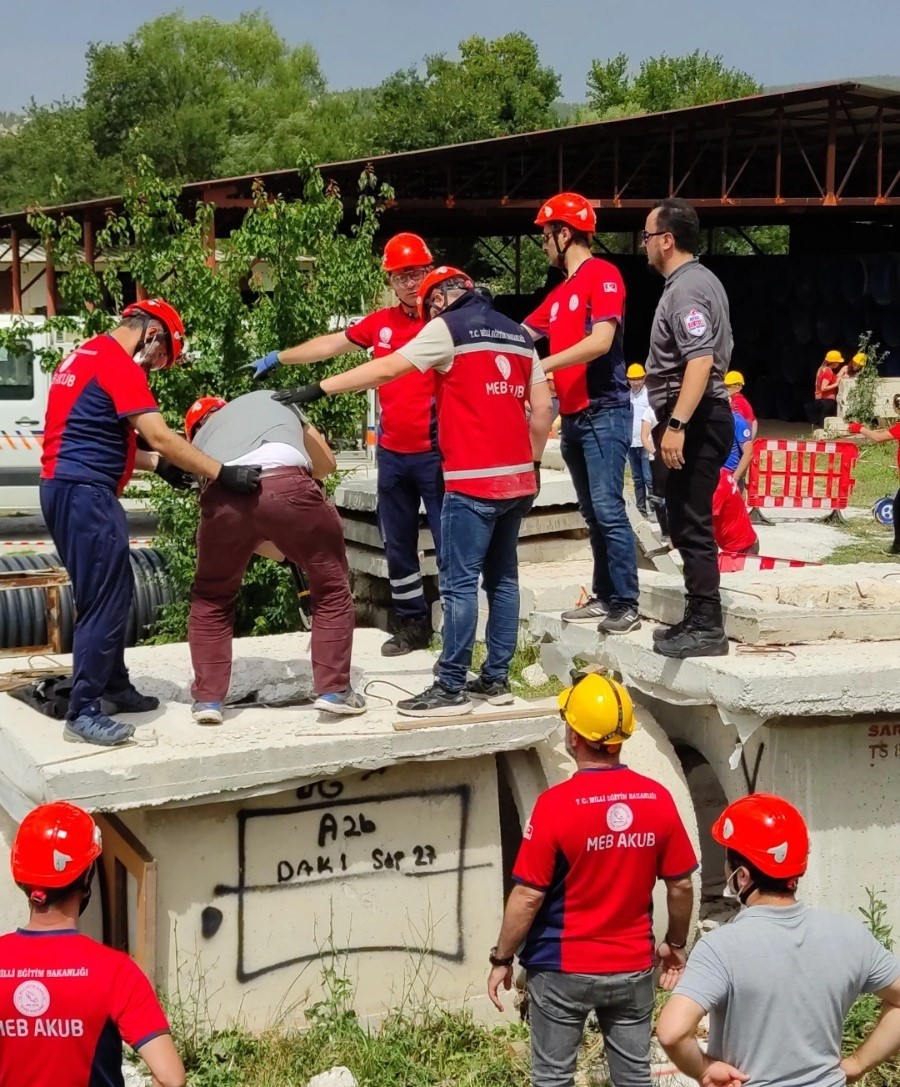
[2,0,899,113]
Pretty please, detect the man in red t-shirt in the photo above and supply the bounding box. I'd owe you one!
[40,299,261,747]
[808,350,843,427]
[523,192,639,636]
[247,234,442,656]
[713,469,758,555]
[1,801,185,1087]
[849,421,900,554]
[487,673,697,1087]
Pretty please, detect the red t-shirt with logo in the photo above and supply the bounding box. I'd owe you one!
[346,306,436,454]
[712,469,757,553]
[0,929,171,1087]
[524,257,629,415]
[513,766,697,973]
[40,335,159,495]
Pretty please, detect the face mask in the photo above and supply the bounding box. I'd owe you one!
[722,868,741,900]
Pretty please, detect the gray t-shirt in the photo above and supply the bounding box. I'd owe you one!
[675,902,900,1087]
[192,390,308,464]
[645,258,733,413]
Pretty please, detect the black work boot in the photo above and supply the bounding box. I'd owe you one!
[381,618,432,657]
[653,600,688,643]
[654,599,729,659]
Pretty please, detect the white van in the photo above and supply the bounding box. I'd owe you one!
[0,317,77,509]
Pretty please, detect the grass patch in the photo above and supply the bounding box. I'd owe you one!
[823,517,899,566]
[165,989,529,1087]
[849,441,899,509]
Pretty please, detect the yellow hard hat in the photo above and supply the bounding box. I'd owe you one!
[824,350,844,365]
[557,673,635,745]
[626,363,645,380]
[851,352,867,368]
[724,370,745,386]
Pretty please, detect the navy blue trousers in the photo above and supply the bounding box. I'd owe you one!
[40,481,133,719]
[376,447,444,622]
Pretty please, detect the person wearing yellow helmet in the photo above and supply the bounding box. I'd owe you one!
[809,350,844,428]
[626,364,653,517]
[724,371,757,440]
[487,671,697,1087]
[839,351,868,398]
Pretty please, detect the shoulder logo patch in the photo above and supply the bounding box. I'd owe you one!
[684,309,708,337]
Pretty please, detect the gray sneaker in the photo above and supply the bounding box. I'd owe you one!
[64,711,135,746]
[599,605,642,635]
[561,597,610,622]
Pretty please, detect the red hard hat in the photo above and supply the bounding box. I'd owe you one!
[185,396,227,439]
[11,802,102,890]
[416,265,474,321]
[382,233,434,273]
[122,298,186,365]
[712,793,809,878]
[535,192,597,234]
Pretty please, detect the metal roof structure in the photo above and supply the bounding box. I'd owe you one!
[2,80,900,242]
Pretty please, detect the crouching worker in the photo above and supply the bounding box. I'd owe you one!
[2,802,186,1087]
[184,391,365,723]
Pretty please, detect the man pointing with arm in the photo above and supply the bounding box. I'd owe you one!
[274,266,552,717]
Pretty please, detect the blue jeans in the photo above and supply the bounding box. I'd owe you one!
[437,491,533,692]
[561,406,639,608]
[627,446,653,514]
[527,968,654,1087]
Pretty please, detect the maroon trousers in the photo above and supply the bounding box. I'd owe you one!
[189,468,355,701]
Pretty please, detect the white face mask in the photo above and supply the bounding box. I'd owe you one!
[722,867,741,900]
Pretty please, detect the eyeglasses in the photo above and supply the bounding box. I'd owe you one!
[640,229,670,245]
[389,269,427,287]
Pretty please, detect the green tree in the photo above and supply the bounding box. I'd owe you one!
[371,32,561,152]
[82,11,336,181]
[0,102,119,212]
[24,157,387,641]
[584,50,761,119]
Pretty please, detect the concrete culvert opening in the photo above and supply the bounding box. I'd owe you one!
[674,744,739,928]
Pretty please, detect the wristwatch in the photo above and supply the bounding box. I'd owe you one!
[489,946,515,967]
[666,416,686,432]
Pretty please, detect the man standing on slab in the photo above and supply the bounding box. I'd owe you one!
[643,199,734,658]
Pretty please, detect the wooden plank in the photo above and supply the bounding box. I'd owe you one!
[392,702,558,731]
[94,814,157,984]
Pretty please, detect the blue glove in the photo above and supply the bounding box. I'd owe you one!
[243,351,280,381]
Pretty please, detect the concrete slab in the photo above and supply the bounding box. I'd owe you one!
[334,468,578,513]
[340,507,587,551]
[529,612,900,721]
[0,629,559,819]
[637,564,900,645]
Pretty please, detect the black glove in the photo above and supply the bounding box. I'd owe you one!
[533,461,542,494]
[154,458,194,490]
[272,383,325,407]
[217,464,262,495]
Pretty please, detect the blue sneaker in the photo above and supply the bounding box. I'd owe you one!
[64,711,135,747]
[192,702,223,725]
[314,689,367,716]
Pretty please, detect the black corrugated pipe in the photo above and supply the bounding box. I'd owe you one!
[0,548,172,652]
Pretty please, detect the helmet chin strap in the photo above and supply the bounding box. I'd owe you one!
[552,227,571,270]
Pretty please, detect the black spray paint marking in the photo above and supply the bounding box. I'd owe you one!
[213,784,475,983]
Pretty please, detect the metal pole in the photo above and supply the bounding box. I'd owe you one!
[10,228,22,314]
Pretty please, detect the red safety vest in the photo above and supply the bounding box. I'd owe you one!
[436,293,538,500]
